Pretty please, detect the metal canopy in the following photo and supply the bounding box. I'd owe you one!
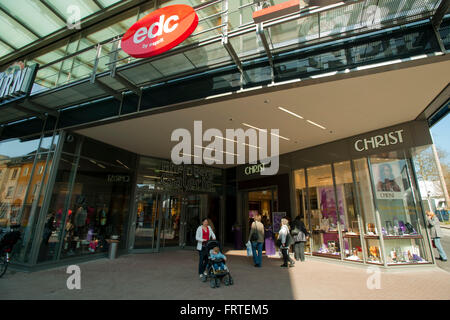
[0,0,123,60]
[0,0,447,126]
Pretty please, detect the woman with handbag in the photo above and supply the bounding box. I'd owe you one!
[248,214,265,267]
[292,215,309,262]
[196,218,216,279]
[426,211,447,262]
[278,218,295,268]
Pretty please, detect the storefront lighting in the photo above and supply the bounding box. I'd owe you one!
[356,59,402,71]
[213,135,261,149]
[311,71,338,79]
[242,122,290,141]
[194,145,238,156]
[116,159,129,169]
[307,120,326,130]
[278,107,304,119]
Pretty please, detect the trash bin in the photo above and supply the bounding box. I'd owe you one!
[107,235,120,259]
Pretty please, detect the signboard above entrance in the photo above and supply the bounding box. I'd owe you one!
[252,0,345,23]
[121,5,198,58]
[0,63,38,105]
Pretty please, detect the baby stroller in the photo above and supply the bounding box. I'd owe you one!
[202,240,234,288]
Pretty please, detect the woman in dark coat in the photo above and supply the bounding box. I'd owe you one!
[291,215,309,262]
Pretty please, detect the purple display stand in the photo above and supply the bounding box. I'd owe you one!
[265,227,276,256]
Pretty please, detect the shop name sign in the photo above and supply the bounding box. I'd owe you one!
[0,64,38,103]
[245,163,265,175]
[121,5,198,58]
[158,161,215,193]
[354,130,404,152]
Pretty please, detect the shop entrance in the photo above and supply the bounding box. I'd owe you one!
[242,188,278,242]
[131,189,220,252]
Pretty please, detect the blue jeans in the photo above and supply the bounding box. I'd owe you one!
[251,241,263,266]
[434,238,448,261]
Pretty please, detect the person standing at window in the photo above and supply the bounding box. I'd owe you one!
[292,215,309,262]
[248,214,265,267]
[278,218,295,268]
[426,211,447,262]
[196,218,216,278]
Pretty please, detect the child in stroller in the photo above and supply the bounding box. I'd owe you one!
[202,240,234,288]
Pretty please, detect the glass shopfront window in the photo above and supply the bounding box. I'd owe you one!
[0,133,58,263]
[353,158,383,265]
[37,136,136,263]
[131,156,223,251]
[293,147,433,266]
[333,161,363,262]
[369,151,431,265]
[307,165,341,259]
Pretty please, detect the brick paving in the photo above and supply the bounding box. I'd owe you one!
[1,248,450,300]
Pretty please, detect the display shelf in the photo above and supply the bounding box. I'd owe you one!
[364,235,380,239]
[383,235,423,240]
[344,234,360,238]
[312,230,339,234]
[366,261,383,265]
[312,252,341,259]
[387,262,432,266]
[344,258,364,263]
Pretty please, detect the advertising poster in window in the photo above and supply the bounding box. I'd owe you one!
[272,212,286,233]
[372,161,405,200]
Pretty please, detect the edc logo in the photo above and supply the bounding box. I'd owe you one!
[121,5,198,58]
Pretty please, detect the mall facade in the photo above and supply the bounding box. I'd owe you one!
[0,0,449,271]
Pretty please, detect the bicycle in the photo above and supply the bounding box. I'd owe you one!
[0,225,21,278]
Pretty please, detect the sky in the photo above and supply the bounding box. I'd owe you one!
[430,113,450,164]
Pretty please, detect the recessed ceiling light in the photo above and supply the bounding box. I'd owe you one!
[307,120,326,130]
[242,123,290,140]
[278,107,304,119]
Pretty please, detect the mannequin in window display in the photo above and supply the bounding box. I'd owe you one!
[376,164,401,192]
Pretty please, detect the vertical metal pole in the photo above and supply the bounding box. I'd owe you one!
[55,135,84,261]
[366,157,387,267]
[350,159,368,264]
[407,152,436,264]
[331,163,344,261]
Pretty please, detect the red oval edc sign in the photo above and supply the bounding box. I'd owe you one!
[121,5,198,58]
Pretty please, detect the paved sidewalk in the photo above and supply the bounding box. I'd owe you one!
[1,249,450,300]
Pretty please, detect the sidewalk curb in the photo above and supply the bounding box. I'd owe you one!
[440,224,450,230]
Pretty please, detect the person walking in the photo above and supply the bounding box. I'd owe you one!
[196,218,216,278]
[248,214,265,267]
[278,218,295,268]
[426,210,447,262]
[291,215,309,262]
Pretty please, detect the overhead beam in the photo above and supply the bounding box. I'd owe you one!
[256,24,274,69]
[13,104,46,120]
[20,99,59,117]
[38,0,67,23]
[431,0,450,29]
[114,73,142,96]
[0,7,41,40]
[94,80,123,101]
[222,36,251,83]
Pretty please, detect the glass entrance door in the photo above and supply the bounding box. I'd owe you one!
[134,188,161,250]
